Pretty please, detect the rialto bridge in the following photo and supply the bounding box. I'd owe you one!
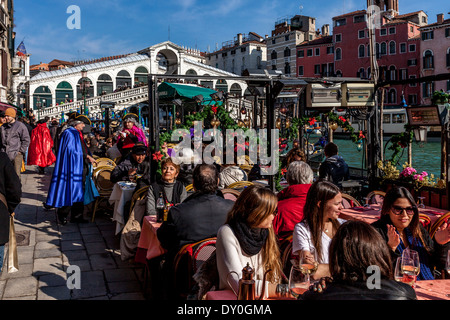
[28,41,255,121]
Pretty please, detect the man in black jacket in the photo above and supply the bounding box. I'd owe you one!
[0,151,22,272]
[318,142,349,188]
[110,143,150,183]
[156,163,234,299]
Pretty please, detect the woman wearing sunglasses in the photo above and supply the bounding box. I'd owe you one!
[372,186,450,280]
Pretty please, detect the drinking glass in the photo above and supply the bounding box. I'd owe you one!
[394,257,405,282]
[400,256,417,288]
[288,265,310,298]
[298,252,319,277]
[417,196,426,209]
[402,249,420,277]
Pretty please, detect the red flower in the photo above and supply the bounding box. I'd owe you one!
[152,151,163,161]
[338,116,347,123]
[211,106,218,114]
[308,117,316,126]
[358,130,365,139]
[281,168,287,175]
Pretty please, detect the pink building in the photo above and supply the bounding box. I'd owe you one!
[296,35,334,77]
[331,9,424,107]
[419,13,450,104]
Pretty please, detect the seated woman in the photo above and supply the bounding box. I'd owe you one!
[216,184,283,299]
[300,220,417,300]
[292,180,345,280]
[273,161,313,242]
[371,186,450,280]
[146,157,187,216]
[116,113,148,161]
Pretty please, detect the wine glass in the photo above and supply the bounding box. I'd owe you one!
[400,256,417,288]
[394,257,405,282]
[402,249,420,278]
[298,252,319,277]
[417,196,426,209]
[288,265,310,298]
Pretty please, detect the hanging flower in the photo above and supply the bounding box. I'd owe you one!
[211,106,218,114]
[338,116,347,123]
[152,151,163,161]
[358,130,366,139]
[308,117,316,126]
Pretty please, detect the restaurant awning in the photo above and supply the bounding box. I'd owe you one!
[0,102,16,112]
[157,82,223,105]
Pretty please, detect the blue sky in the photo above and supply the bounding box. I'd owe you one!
[14,0,449,66]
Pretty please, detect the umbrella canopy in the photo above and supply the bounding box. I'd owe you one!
[158,82,223,106]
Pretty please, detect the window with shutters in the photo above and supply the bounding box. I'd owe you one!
[423,50,434,69]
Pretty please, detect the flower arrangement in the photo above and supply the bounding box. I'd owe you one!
[378,161,446,189]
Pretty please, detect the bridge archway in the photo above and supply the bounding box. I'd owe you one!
[56,81,74,105]
[33,85,52,110]
[156,48,179,74]
[134,66,148,85]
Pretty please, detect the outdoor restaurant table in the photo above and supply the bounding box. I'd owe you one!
[414,280,450,300]
[205,280,450,300]
[339,204,447,226]
[135,215,167,264]
[109,181,136,235]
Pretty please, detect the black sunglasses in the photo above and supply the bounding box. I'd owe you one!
[391,205,416,216]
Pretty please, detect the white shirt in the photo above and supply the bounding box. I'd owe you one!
[292,218,346,264]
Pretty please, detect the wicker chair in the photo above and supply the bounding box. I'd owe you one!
[227,181,254,189]
[91,166,115,222]
[419,213,432,233]
[429,212,450,238]
[341,193,362,208]
[365,190,386,205]
[94,157,116,168]
[173,237,217,299]
[220,188,241,201]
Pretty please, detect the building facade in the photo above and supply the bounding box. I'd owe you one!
[266,15,323,76]
[0,0,15,105]
[419,13,450,104]
[204,32,266,80]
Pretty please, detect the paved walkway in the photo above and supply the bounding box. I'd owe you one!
[0,165,146,300]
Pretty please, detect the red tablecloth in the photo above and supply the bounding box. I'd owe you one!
[340,204,446,226]
[415,280,450,300]
[134,215,166,264]
[205,280,450,300]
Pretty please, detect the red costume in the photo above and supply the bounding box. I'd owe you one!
[273,184,311,241]
[27,123,56,167]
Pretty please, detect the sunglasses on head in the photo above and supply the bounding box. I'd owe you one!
[391,205,416,216]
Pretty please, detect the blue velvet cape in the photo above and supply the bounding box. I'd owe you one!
[45,127,85,208]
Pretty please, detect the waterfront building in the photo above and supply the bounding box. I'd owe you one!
[418,13,450,104]
[296,35,334,78]
[266,15,322,76]
[0,0,16,105]
[204,32,266,82]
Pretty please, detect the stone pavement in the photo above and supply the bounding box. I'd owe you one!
[0,165,147,300]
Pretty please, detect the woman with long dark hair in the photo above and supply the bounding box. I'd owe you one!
[292,180,345,279]
[300,220,417,300]
[216,184,283,298]
[372,186,450,280]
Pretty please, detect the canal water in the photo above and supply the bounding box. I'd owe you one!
[332,137,442,178]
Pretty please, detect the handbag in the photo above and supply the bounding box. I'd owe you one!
[7,215,19,273]
[84,164,100,205]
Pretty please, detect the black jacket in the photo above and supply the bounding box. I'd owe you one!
[0,152,22,244]
[157,191,234,260]
[299,279,417,300]
[110,154,150,183]
[319,155,349,187]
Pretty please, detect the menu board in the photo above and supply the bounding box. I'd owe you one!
[406,106,441,126]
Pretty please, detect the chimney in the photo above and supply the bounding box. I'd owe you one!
[237,33,243,45]
[321,24,330,36]
[437,13,444,24]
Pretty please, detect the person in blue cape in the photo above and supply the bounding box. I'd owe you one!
[45,115,97,224]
